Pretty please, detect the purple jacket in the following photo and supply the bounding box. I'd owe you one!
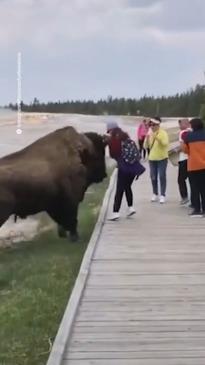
[117,158,146,178]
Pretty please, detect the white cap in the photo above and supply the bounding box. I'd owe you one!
[150,118,161,125]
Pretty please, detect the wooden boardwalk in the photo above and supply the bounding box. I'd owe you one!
[48,163,205,365]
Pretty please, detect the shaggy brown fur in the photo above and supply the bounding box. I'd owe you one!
[0,126,107,241]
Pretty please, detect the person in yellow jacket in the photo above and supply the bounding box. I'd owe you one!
[144,117,169,204]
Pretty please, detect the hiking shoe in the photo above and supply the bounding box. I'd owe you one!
[108,212,120,221]
[189,210,203,218]
[160,196,166,204]
[151,194,158,202]
[127,207,136,217]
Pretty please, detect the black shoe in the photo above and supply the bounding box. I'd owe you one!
[189,210,203,218]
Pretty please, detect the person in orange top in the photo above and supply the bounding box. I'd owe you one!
[182,118,205,217]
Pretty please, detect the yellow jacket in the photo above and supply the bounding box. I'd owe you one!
[144,128,169,161]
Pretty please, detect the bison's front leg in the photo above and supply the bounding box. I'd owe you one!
[57,225,67,238]
[48,203,79,242]
[66,205,79,242]
[57,225,79,242]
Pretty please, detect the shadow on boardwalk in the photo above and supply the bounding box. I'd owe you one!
[48,164,205,365]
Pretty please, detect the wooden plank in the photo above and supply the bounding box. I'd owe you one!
[74,320,205,332]
[87,274,205,286]
[97,236,205,244]
[90,261,205,274]
[93,253,205,261]
[71,332,205,340]
[100,231,205,237]
[79,301,205,312]
[68,337,205,351]
[95,247,205,253]
[77,312,205,321]
[83,286,205,299]
[64,350,205,360]
[63,359,205,365]
[95,243,205,251]
[101,225,205,232]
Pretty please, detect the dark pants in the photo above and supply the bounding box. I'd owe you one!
[114,170,135,212]
[139,138,146,159]
[149,159,168,196]
[178,160,191,200]
[189,169,205,213]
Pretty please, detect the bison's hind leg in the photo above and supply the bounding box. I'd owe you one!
[0,200,14,228]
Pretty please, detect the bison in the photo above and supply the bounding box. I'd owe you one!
[0,126,107,241]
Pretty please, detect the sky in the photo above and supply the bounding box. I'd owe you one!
[1,0,205,104]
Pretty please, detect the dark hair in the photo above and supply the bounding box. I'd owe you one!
[111,127,129,141]
[154,116,161,123]
[190,118,204,131]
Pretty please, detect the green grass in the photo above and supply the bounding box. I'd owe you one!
[0,176,110,365]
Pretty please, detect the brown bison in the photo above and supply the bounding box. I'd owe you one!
[0,126,107,241]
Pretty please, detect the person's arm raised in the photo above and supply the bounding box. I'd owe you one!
[155,130,169,147]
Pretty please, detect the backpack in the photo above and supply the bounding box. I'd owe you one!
[121,138,140,164]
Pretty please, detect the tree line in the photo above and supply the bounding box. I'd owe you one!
[8,84,205,118]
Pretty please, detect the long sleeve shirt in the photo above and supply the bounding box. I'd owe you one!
[182,130,205,171]
[137,123,148,140]
[108,136,122,160]
[144,128,169,161]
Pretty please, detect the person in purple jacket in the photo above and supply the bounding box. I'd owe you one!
[106,121,145,221]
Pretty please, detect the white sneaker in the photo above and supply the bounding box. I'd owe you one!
[151,194,158,202]
[180,198,189,206]
[127,207,136,217]
[160,196,166,204]
[108,212,120,221]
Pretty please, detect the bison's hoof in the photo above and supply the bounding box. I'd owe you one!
[70,232,79,243]
[57,225,67,238]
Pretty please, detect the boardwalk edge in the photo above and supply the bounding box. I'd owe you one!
[46,169,117,365]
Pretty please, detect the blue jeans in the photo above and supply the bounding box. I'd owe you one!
[149,159,168,196]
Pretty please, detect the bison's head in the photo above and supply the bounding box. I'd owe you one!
[81,132,107,185]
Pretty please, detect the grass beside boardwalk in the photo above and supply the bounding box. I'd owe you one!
[0,175,110,365]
